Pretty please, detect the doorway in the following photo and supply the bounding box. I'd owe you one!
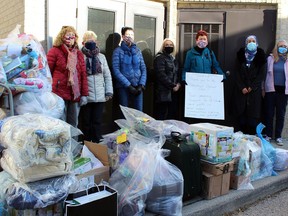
[76,0,164,134]
[177,9,277,127]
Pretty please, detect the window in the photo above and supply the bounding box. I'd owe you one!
[183,24,220,54]
[88,8,115,53]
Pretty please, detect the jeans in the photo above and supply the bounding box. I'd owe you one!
[264,92,288,139]
[116,87,143,112]
[62,100,80,128]
[80,102,105,143]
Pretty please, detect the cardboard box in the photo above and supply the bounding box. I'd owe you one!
[202,171,230,199]
[201,159,235,176]
[230,171,246,190]
[190,123,234,163]
[76,141,110,184]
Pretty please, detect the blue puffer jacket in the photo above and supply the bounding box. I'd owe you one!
[112,41,147,88]
[182,47,224,81]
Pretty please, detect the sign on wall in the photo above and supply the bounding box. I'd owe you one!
[184,72,224,120]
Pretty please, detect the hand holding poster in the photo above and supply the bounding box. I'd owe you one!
[184,73,224,120]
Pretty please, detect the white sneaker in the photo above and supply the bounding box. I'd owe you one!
[265,136,272,142]
[276,138,284,146]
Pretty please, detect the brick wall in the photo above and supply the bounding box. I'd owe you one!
[0,0,24,39]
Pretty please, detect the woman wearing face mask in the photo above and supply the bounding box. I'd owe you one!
[233,35,267,135]
[182,30,224,82]
[47,26,88,128]
[112,27,147,112]
[80,31,113,143]
[263,39,288,146]
[153,38,181,120]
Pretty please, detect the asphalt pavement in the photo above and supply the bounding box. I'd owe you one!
[146,139,288,216]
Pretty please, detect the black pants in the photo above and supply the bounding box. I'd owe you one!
[80,102,105,143]
[155,95,179,120]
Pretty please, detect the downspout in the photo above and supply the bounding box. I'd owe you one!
[46,0,52,51]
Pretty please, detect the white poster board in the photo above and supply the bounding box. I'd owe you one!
[184,72,224,120]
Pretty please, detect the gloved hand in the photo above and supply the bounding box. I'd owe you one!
[79,96,88,106]
[181,80,188,86]
[135,85,145,95]
[105,93,113,101]
[128,85,139,95]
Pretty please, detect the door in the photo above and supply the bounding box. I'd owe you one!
[76,0,164,133]
[177,9,276,127]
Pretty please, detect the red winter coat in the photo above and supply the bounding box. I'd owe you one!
[47,44,88,101]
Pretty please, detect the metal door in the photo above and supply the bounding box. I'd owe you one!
[177,9,276,126]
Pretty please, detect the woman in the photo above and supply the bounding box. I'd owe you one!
[153,38,181,120]
[80,30,113,143]
[112,26,147,111]
[47,26,88,128]
[233,35,266,135]
[182,29,224,81]
[263,39,288,146]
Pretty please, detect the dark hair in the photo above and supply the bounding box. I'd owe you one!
[121,27,134,36]
[196,30,208,40]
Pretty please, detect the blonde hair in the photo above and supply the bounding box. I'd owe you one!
[82,30,98,43]
[272,39,288,62]
[160,38,176,56]
[53,26,79,48]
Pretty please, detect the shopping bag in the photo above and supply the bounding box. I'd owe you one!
[65,184,118,216]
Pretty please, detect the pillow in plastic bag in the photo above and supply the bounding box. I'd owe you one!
[13,91,64,119]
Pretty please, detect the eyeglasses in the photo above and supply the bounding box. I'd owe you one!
[64,35,76,40]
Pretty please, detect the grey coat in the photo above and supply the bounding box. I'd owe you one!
[85,53,113,102]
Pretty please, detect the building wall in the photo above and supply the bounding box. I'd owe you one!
[24,0,46,43]
[0,0,25,38]
[150,0,288,43]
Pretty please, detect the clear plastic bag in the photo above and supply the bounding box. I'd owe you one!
[120,105,163,140]
[0,25,52,95]
[0,114,79,182]
[5,174,77,210]
[109,138,161,216]
[274,148,288,171]
[13,91,65,119]
[146,149,183,216]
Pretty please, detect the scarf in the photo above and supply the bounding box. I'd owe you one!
[64,45,80,100]
[245,49,257,66]
[81,46,102,75]
[120,41,139,66]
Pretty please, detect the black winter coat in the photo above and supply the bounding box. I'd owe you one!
[233,47,267,119]
[153,52,180,102]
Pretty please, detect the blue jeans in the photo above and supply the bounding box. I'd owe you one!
[264,92,288,139]
[116,87,143,112]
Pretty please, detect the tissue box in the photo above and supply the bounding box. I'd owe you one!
[190,123,234,163]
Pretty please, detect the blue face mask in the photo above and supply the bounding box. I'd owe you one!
[278,47,287,54]
[246,42,257,52]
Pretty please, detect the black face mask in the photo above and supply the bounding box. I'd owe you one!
[85,41,96,51]
[164,46,174,54]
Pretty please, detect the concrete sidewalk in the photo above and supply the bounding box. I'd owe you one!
[146,139,288,216]
[181,139,288,216]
